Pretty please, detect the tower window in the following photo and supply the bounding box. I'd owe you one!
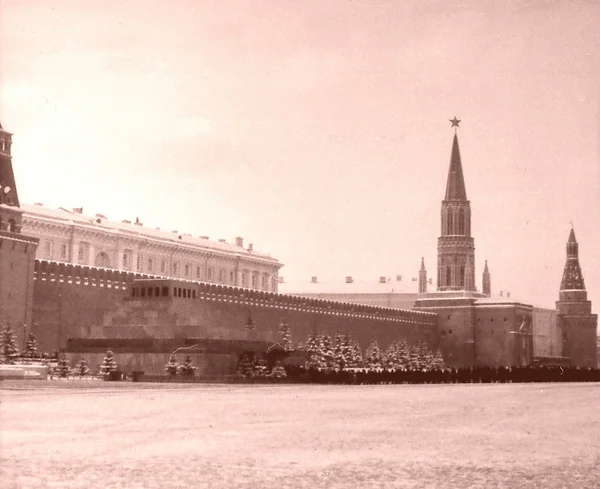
[460,266,465,287]
[458,209,465,235]
[446,266,451,287]
[447,211,453,235]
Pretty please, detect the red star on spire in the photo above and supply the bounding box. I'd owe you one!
[449,116,461,128]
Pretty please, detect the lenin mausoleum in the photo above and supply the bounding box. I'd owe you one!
[0,119,596,376]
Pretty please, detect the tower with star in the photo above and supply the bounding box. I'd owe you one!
[437,118,476,292]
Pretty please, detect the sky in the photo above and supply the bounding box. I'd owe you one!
[1,0,599,310]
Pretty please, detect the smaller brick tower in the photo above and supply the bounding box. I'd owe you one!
[556,227,597,367]
[418,257,427,294]
[0,121,39,350]
[482,260,491,297]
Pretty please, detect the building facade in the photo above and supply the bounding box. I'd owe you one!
[20,204,283,293]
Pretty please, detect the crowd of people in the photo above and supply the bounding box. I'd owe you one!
[280,365,600,384]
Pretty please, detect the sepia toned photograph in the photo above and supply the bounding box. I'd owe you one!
[1,1,599,487]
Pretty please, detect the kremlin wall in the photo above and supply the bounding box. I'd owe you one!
[0,119,597,376]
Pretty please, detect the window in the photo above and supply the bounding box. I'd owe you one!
[44,240,54,259]
[122,249,133,270]
[447,210,453,235]
[78,242,89,264]
[460,266,465,287]
[161,260,167,274]
[60,243,68,260]
[458,209,465,235]
[196,266,202,280]
[207,267,214,281]
[184,263,190,278]
[446,266,451,287]
[123,253,128,268]
[148,258,153,272]
[241,271,247,287]
[230,271,235,285]
[262,274,267,289]
[218,269,225,283]
[251,272,257,288]
[136,255,141,271]
[173,262,179,276]
[162,287,169,297]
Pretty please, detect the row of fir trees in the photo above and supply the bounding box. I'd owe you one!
[301,331,445,372]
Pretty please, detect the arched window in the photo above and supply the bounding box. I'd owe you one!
[8,218,16,233]
[447,210,453,235]
[458,209,465,235]
[446,266,452,287]
[460,266,465,287]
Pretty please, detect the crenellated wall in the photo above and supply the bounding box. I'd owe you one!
[32,260,438,356]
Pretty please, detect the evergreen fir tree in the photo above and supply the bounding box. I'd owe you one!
[417,341,435,370]
[99,349,118,376]
[281,322,293,351]
[23,332,39,359]
[165,355,179,376]
[75,356,90,377]
[384,341,399,370]
[237,352,255,378]
[341,332,353,368]
[395,339,411,370]
[305,329,322,370]
[179,355,197,376]
[57,356,71,378]
[407,342,421,370]
[253,357,269,377]
[269,361,287,379]
[319,333,335,372]
[364,340,383,370]
[348,341,364,368]
[432,349,445,369]
[333,332,346,370]
[1,325,20,364]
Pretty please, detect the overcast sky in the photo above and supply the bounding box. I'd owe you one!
[1,0,599,309]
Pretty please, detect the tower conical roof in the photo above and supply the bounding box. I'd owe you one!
[444,133,467,201]
[560,227,585,290]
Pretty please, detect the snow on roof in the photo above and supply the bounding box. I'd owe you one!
[278,277,421,295]
[20,203,280,264]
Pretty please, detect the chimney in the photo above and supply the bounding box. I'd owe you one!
[248,243,253,252]
[219,239,226,243]
[379,276,387,284]
[235,236,244,247]
[345,276,354,284]
[134,217,142,226]
[396,275,402,282]
[122,219,132,224]
[507,291,511,298]
[200,236,209,240]
[311,276,318,284]
[72,207,83,214]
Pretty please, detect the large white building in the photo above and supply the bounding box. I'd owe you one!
[21,203,283,292]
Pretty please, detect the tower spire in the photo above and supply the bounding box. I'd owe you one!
[482,259,491,296]
[445,133,468,201]
[560,226,585,290]
[418,257,427,294]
